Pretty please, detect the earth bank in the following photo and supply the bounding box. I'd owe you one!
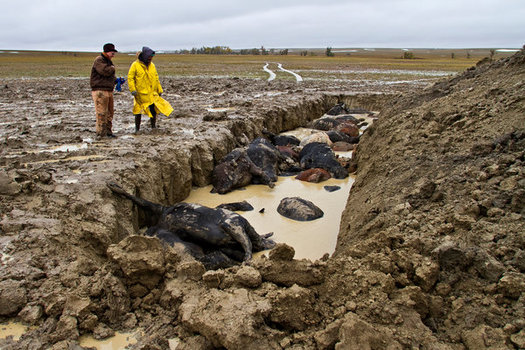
[0,50,524,349]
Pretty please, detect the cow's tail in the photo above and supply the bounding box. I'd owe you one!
[107,181,164,216]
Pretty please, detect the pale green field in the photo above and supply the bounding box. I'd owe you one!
[0,48,513,80]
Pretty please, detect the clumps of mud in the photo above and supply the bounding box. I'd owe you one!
[1,49,525,349]
[332,49,525,349]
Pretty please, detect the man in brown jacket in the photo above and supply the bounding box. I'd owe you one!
[90,43,118,137]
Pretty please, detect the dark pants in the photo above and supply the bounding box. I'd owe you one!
[135,104,157,132]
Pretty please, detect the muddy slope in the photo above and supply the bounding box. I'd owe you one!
[330,50,525,348]
[0,50,524,349]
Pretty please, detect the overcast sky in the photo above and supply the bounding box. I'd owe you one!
[1,0,524,52]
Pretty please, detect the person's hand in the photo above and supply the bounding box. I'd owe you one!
[131,91,137,97]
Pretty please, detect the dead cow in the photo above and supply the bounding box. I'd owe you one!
[107,182,275,265]
[299,142,348,179]
[211,148,274,194]
[211,137,284,194]
[247,137,284,183]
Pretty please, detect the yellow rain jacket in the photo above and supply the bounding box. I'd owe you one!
[127,60,173,118]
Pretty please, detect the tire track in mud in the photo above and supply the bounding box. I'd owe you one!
[278,63,303,82]
[263,63,303,82]
[263,63,276,81]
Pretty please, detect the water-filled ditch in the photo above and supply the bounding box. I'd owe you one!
[110,97,382,266]
[83,109,374,348]
[185,171,353,261]
[183,111,375,260]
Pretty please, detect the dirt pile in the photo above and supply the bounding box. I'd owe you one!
[330,49,525,348]
[0,50,524,349]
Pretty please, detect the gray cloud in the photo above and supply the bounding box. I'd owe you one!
[1,0,524,51]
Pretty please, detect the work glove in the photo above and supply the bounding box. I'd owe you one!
[158,92,162,97]
[131,91,137,97]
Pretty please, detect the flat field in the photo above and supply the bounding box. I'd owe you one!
[0,48,512,81]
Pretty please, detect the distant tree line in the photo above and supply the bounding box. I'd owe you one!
[171,46,291,55]
[60,52,78,57]
[169,46,344,56]
[188,46,233,55]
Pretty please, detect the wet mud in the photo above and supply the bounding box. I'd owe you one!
[1,51,525,349]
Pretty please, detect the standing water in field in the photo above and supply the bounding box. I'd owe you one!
[263,63,303,82]
[278,63,303,82]
[263,63,276,81]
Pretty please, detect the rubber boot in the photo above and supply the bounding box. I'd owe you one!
[134,114,141,133]
[150,115,157,129]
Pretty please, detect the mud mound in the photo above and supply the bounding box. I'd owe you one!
[331,48,525,348]
[1,50,524,349]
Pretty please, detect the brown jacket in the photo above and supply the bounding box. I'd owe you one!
[90,54,116,91]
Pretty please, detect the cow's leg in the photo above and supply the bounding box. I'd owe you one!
[220,219,253,261]
[247,159,275,188]
[246,224,275,251]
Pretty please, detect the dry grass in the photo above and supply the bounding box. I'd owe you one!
[0,48,513,80]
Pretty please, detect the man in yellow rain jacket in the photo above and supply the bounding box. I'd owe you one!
[128,47,173,132]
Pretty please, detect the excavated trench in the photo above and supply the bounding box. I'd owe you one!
[74,92,391,347]
[107,93,390,249]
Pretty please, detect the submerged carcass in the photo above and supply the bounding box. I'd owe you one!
[211,137,285,194]
[107,182,275,269]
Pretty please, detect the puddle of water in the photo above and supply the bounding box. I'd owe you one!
[1,323,140,348]
[263,63,276,81]
[277,63,303,82]
[60,178,79,184]
[254,91,284,98]
[206,107,236,113]
[180,128,195,139]
[8,141,92,157]
[40,143,88,153]
[79,331,140,350]
[0,322,28,341]
[301,68,452,77]
[184,175,354,260]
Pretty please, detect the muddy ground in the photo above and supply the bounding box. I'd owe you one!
[0,50,524,350]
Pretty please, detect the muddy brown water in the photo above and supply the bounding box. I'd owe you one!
[185,175,354,260]
[0,322,27,342]
[183,113,375,260]
[78,331,140,349]
[0,324,139,350]
[182,114,375,259]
